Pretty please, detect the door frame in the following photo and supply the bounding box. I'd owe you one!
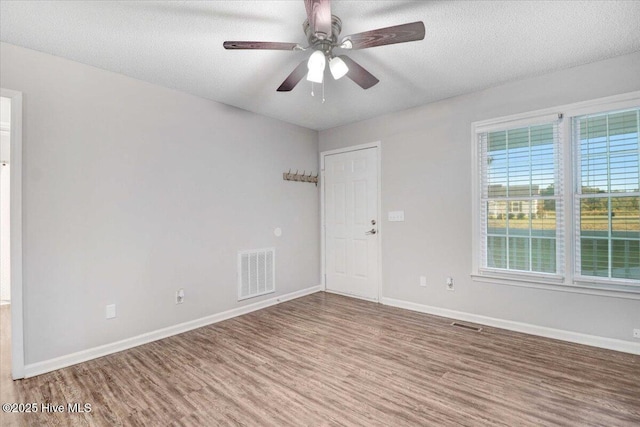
[1,88,24,379]
[320,141,382,302]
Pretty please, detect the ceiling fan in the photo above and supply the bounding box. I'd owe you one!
[223,0,425,92]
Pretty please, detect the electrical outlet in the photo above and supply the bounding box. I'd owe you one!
[105,304,116,319]
[446,277,454,291]
[633,328,640,339]
[176,289,185,304]
[419,276,427,287]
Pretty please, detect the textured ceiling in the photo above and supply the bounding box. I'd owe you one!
[1,1,640,130]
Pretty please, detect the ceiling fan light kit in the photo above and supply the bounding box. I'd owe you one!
[329,56,348,80]
[306,50,326,83]
[223,0,425,95]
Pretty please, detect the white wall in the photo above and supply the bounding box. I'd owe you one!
[320,52,640,343]
[0,42,320,364]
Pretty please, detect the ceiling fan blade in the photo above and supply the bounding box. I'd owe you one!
[341,21,425,50]
[277,60,309,92]
[338,55,379,90]
[223,41,300,50]
[305,0,332,39]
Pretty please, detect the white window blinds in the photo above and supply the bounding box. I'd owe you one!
[479,117,563,275]
[574,108,640,283]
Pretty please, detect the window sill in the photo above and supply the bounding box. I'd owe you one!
[471,271,640,300]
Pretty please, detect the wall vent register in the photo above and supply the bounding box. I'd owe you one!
[238,248,275,300]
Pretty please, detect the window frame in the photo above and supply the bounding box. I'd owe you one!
[479,115,564,279]
[573,108,640,287]
[471,91,640,299]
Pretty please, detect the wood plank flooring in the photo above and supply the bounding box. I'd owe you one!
[0,303,19,419]
[1,292,639,426]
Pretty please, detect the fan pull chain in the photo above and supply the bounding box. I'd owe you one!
[309,82,325,103]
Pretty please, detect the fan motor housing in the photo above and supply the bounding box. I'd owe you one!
[303,15,342,52]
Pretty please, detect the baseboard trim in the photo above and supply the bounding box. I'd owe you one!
[381,297,640,355]
[24,285,322,378]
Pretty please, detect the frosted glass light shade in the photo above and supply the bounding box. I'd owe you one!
[329,56,349,80]
[307,68,324,83]
[306,50,326,83]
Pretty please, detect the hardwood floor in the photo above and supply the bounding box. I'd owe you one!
[0,304,19,418]
[1,292,639,426]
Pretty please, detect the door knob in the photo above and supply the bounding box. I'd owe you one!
[365,228,377,235]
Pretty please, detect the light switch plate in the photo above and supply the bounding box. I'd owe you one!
[388,211,405,222]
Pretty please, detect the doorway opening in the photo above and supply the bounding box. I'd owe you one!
[0,89,24,380]
[0,96,12,385]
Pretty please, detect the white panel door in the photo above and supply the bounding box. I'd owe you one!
[324,147,378,300]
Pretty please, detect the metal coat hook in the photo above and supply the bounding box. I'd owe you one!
[283,169,319,186]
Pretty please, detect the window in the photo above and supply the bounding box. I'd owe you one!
[575,109,640,282]
[473,92,640,295]
[479,117,563,276]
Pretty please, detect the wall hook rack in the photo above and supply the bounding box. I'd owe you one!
[283,169,318,186]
